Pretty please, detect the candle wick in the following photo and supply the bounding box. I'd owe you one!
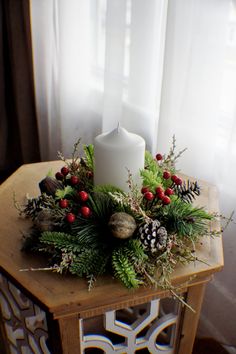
[117,122,120,133]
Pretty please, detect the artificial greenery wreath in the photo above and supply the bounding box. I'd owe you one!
[19,137,220,294]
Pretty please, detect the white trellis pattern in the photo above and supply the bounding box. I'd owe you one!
[80,299,180,353]
[0,273,51,354]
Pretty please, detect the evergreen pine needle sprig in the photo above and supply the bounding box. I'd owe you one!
[155,199,212,240]
[18,136,223,307]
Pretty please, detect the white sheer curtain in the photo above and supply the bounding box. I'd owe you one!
[159,1,236,350]
[31,0,167,159]
[30,0,236,349]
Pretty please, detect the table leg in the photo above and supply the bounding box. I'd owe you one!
[178,282,206,354]
[58,315,82,354]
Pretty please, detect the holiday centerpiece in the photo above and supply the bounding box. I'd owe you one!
[17,131,222,298]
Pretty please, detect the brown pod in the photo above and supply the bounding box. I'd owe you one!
[108,212,136,239]
[39,176,63,196]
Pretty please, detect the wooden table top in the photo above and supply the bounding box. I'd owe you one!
[0,161,223,319]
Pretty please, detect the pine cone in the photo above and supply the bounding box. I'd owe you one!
[137,220,168,253]
[34,209,57,232]
[174,180,200,203]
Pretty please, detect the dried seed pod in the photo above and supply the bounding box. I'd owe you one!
[39,177,63,196]
[108,212,136,239]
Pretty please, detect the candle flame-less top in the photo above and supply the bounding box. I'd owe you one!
[94,126,145,192]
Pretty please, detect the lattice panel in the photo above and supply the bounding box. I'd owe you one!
[0,273,51,354]
[80,299,181,353]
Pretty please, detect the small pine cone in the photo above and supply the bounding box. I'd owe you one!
[137,220,168,253]
[34,209,56,232]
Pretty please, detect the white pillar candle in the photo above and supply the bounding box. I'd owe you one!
[94,125,145,192]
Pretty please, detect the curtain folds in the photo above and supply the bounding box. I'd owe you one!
[0,0,40,182]
[158,0,236,346]
[30,0,236,348]
[30,0,168,158]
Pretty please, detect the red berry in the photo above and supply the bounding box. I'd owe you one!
[141,186,149,194]
[156,153,163,161]
[175,177,183,186]
[61,166,69,176]
[66,212,76,223]
[163,171,171,179]
[165,188,174,196]
[80,206,91,218]
[144,192,154,201]
[86,171,93,179]
[157,191,165,200]
[70,175,79,185]
[171,175,178,183]
[162,196,171,205]
[78,191,89,202]
[59,199,69,208]
[155,186,164,195]
[55,172,64,180]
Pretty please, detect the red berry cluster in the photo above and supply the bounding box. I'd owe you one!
[155,153,183,186]
[77,191,91,219]
[141,186,173,206]
[56,166,80,186]
[55,166,70,181]
[171,174,182,186]
[141,157,183,207]
[55,165,92,223]
[162,169,183,187]
[59,192,91,223]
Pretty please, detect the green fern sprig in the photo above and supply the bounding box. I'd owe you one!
[141,151,163,191]
[121,239,158,286]
[140,169,163,192]
[40,231,85,253]
[112,247,143,288]
[111,239,158,289]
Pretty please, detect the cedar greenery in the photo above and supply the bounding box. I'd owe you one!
[19,137,221,296]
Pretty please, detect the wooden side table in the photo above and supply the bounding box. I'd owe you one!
[0,161,223,354]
